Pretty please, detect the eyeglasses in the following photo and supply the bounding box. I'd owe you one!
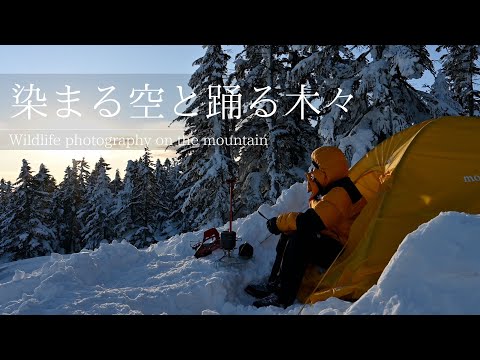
[308,160,319,173]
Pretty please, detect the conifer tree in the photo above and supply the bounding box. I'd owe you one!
[52,161,83,253]
[437,45,480,116]
[171,45,237,232]
[129,148,161,247]
[111,160,137,242]
[313,45,434,164]
[110,169,123,196]
[231,45,316,216]
[79,166,114,250]
[0,160,55,260]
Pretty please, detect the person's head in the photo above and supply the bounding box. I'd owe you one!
[306,146,349,196]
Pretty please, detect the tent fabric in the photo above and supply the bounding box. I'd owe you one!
[298,116,480,304]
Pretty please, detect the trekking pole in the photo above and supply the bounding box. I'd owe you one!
[257,210,288,244]
[256,210,273,244]
[259,232,274,244]
[257,210,268,220]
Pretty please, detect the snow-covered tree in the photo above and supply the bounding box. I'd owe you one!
[129,148,162,247]
[0,160,55,260]
[52,161,83,253]
[77,157,90,194]
[34,163,56,193]
[231,45,316,217]
[110,148,161,248]
[79,166,114,250]
[154,159,166,194]
[171,45,237,232]
[76,157,112,249]
[32,164,58,251]
[154,159,169,227]
[421,70,462,117]
[89,157,111,187]
[154,159,162,178]
[0,179,14,258]
[77,157,111,246]
[289,45,366,142]
[0,178,13,215]
[110,169,123,196]
[437,45,480,116]
[315,45,434,165]
[155,158,181,239]
[111,160,137,241]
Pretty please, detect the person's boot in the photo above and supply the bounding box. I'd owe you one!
[252,292,288,309]
[246,235,287,299]
[244,280,279,299]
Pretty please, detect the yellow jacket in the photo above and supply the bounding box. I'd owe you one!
[276,147,367,245]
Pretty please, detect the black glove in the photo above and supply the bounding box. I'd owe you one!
[266,217,281,235]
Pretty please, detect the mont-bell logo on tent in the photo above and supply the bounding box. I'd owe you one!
[464,175,480,183]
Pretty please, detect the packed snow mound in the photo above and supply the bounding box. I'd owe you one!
[1,180,480,314]
[346,211,480,315]
[0,182,333,315]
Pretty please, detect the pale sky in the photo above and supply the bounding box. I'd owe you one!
[0,46,207,74]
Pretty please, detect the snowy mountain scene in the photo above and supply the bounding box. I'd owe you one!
[1,45,479,315]
[1,182,480,315]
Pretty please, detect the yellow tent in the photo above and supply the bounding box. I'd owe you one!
[298,116,480,304]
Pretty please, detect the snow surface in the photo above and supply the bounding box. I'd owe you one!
[1,182,480,315]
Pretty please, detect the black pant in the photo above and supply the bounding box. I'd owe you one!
[268,231,343,306]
